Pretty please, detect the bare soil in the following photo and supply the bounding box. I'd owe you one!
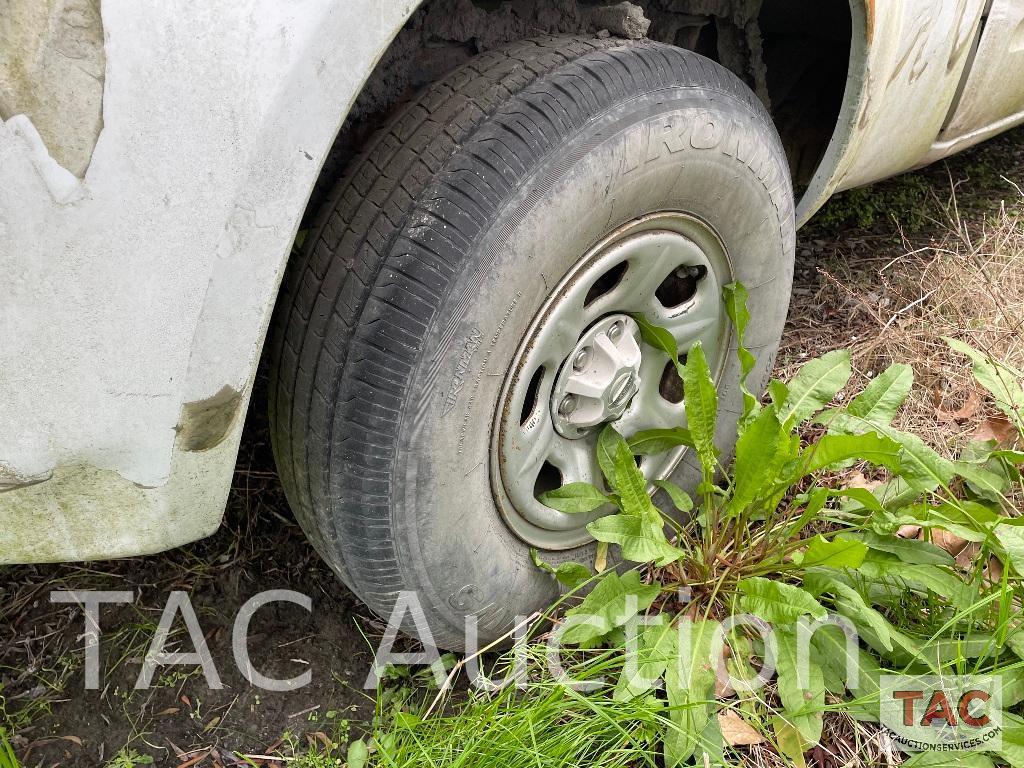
[0,381,382,766]
[3,126,1022,767]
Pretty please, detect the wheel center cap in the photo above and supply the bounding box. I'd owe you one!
[551,314,642,439]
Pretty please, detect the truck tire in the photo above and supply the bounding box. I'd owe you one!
[269,36,795,650]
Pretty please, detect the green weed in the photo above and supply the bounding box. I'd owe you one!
[0,731,20,768]
[295,283,1024,766]
[103,748,154,768]
[815,174,937,231]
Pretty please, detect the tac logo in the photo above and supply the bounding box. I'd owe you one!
[881,675,1003,752]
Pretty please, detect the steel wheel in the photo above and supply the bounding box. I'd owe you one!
[492,212,732,549]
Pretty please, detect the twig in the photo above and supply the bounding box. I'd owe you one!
[237,755,293,763]
[881,289,936,332]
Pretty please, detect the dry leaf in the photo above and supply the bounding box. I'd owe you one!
[310,732,334,750]
[718,710,764,746]
[844,472,883,491]
[156,707,180,716]
[984,556,1005,586]
[973,417,1017,446]
[167,740,188,760]
[932,529,969,556]
[897,525,922,539]
[936,390,982,423]
[955,542,981,571]
[174,749,211,768]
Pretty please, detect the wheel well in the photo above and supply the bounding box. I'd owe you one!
[304,0,855,223]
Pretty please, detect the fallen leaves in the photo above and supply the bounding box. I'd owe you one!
[898,524,999,576]
[935,389,982,423]
[931,529,970,556]
[718,710,764,746]
[973,416,1018,445]
[984,556,1005,585]
[175,749,211,768]
[921,528,1008,585]
[844,472,884,491]
[954,542,981,570]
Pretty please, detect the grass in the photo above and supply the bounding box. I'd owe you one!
[368,654,668,768]
[813,173,938,232]
[359,642,907,767]
[0,732,20,768]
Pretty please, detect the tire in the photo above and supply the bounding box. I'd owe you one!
[270,36,795,650]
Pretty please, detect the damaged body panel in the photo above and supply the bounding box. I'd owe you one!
[930,0,1024,158]
[0,0,105,178]
[796,0,990,222]
[796,0,1024,222]
[0,0,422,563]
[2,0,1022,564]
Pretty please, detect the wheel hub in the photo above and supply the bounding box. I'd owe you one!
[551,315,643,439]
[491,212,732,549]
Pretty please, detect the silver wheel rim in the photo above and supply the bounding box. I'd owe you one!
[491,212,733,549]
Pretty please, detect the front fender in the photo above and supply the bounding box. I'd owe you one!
[0,0,420,562]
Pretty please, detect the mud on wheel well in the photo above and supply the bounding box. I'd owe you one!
[302,0,853,226]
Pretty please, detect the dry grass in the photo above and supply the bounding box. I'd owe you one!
[782,184,1024,457]
[740,712,900,768]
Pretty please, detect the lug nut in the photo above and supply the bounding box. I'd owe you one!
[607,321,624,341]
[558,395,578,417]
[675,264,707,280]
[573,347,591,372]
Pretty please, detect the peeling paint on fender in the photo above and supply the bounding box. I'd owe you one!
[0,0,105,178]
[0,434,241,564]
[797,0,989,224]
[3,114,84,203]
[176,385,244,452]
[0,462,52,493]
[0,1,421,564]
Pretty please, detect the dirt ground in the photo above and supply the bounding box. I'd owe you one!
[3,127,1023,767]
[0,387,383,766]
